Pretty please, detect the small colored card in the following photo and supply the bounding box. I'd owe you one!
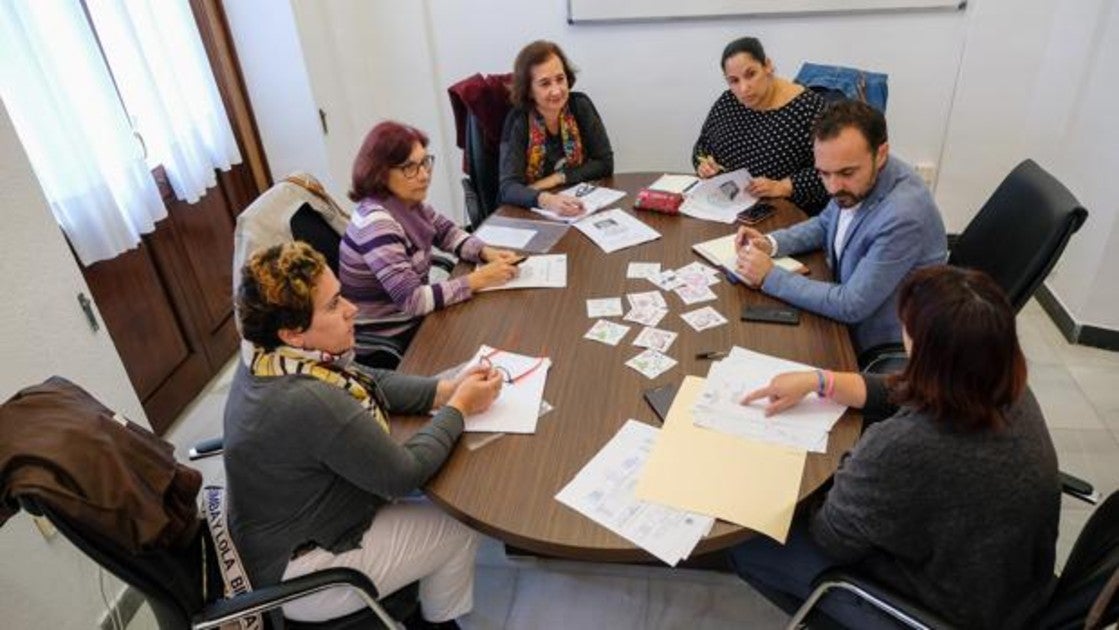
[674,283,718,305]
[680,306,729,331]
[584,319,631,346]
[627,262,661,279]
[633,327,678,353]
[586,297,624,318]
[626,290,668,310]
[624,306,668,327]
[625,349,678,379]
[648,269,685,291]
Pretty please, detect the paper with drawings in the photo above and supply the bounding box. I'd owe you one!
[477,255,567,291]
[679,168,757,224]
[692,347,846,452]
[573,208,661,254]
[459,345,551,433]
[555,420,714,565]
[530,183,626,224]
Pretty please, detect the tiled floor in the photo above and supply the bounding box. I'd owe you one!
[126,298,1119,629]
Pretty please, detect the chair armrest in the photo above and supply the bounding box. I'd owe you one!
[188,436,224,461]
[1060,470,1100,505]
[432,253,457,274]
[787,568,953,630]
[191,567,396,630]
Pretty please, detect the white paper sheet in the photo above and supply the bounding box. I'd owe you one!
[691,347,847,452]
[477,255,567,292]
[679,168,757,224]
[573,208,661,254]
[460,345,551,433]
[555,420,715,565]
[647,173,701,194]
[529,184,627,224]
[472,224,536,249]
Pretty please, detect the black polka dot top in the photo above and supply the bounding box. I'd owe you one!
[692,88,828,214]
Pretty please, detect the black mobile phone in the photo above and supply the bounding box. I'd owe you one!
[736,201,775,225]
[741,305,800,325]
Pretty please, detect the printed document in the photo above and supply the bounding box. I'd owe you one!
[459,345,551,433]
[679,168,757,224]
[530,183,626,224]
[477,254,567,291]
[573,208,661,254]
[692,347,847,452]
[556,420,714,565]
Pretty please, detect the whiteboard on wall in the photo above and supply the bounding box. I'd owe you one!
[567,0,965,23]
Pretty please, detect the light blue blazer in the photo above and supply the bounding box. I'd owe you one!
[762,156,947,353]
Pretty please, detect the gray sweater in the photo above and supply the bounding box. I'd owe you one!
[223,362,464,587]
[498,92,614,208]
[812,376,1060,628]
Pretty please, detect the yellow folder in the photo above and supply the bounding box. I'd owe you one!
[634,375,807,543]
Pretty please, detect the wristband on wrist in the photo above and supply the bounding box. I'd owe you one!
[814,370,826,397]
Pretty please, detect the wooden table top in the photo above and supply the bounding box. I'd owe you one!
[395,172,861,562]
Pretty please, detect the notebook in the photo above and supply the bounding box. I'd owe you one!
[691,233,807,282]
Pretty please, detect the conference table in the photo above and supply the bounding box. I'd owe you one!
[394,172,861,562]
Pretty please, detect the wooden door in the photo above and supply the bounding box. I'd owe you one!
[75,0,267,434]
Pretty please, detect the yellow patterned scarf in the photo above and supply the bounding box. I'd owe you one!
[525,106,584,183]
[249,346,389,433]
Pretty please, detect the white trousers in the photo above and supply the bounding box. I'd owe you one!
[280,500,480,623]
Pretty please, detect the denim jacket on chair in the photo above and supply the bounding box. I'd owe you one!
[794,63,889,113]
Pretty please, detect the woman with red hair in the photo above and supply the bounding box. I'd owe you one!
[730,265,1059,628]
[340,121,521,367]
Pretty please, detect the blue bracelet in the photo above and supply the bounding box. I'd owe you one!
[814,369,826,397]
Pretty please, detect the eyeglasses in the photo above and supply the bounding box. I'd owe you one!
[396,154,435,179]
[479,348,546,385]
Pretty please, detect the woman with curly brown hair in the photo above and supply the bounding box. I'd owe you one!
[225,241,502,628]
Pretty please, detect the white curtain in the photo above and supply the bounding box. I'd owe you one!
[86,0,242,204]
[0,0,243,266]
[0,0,167,266]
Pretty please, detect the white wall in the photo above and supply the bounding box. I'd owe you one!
[0,102,148,628]
[936,0,1119,330]
[222,0,334,191]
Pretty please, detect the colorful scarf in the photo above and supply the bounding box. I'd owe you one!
[249,345,390,433]
[525,106,585,183]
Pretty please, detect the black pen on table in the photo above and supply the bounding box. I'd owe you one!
[696,351,728,360]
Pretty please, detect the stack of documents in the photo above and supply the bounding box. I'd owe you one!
[460,345,551,434]
[476,254,567,292]
[531,183,626,224]
[573,208,661,254]
[634,376,807,543]
[692,347,847,453]
[679,168,757,224]
[555,420,714,565]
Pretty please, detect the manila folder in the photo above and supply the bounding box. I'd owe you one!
[634,375,806,543]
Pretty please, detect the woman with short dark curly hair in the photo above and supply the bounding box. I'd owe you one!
[227,241,504,627]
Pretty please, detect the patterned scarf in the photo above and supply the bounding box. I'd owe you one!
[525,106,585,183]
[249,345,390,433]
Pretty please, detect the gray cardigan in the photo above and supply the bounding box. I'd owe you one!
[223,362,463,587]
[812,376,1060,628]
[498,92,614,208]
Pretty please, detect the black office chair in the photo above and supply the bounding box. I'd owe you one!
[865,159,1087,370]
[462,112,501,230]
[19,495,409,630]
[787,489,1119,630]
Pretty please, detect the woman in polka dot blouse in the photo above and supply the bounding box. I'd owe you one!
[692,37,829,215]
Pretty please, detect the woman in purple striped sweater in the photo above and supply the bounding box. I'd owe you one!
[340,121,520,368]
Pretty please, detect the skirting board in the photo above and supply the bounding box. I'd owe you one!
[1035,284,1119,352]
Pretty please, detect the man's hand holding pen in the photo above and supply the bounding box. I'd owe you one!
[734,226,775,287]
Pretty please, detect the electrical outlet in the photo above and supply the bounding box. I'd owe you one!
[915,162,937,189]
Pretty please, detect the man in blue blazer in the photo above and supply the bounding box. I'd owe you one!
[736,100,946,363]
